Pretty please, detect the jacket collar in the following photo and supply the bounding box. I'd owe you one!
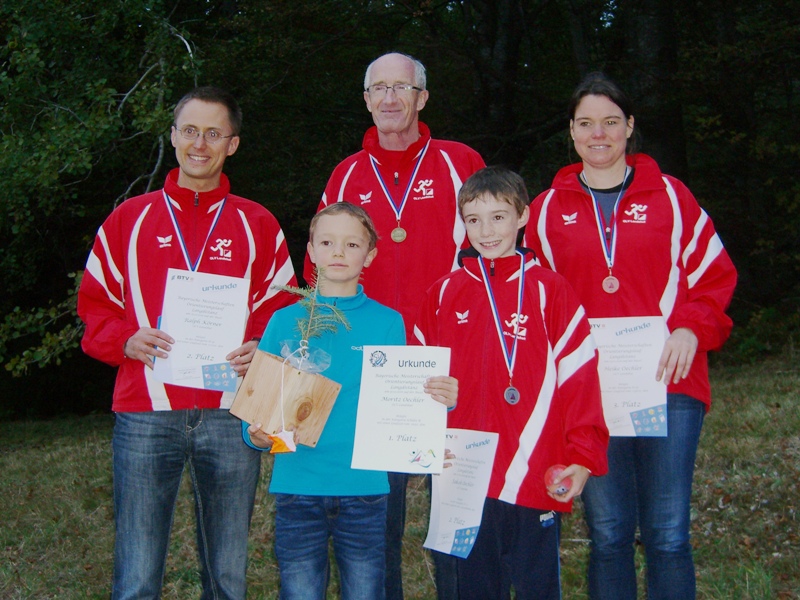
[551,153,664,195]
[459,247,536,280]
[362,122,432,165]
[315,284,369,311]
[163,168,231,210]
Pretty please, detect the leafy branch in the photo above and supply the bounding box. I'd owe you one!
[272,268,350,343]
[0,272,85,376]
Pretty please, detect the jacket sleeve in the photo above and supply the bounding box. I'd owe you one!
[546,277,609,475]
[667,177,737,352]
[388,311,407,346]
[412,283,441,347]
[77,215,139,367]
[522,191,553,269]
[246,211,298,342]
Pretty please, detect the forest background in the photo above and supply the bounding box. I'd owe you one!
[0,0,798,418]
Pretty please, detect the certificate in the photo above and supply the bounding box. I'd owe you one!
[424,429,499,558]
[153,269,249,391]
[589,316,669,437]
[351,345,450,474]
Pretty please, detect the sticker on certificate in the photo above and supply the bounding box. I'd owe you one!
[630,403,667,437]
[202,362,238,392]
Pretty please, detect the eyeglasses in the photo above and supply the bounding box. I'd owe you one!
[173,126,235,145]
[365,83,423,96]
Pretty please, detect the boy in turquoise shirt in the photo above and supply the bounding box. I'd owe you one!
[244,203,457,599]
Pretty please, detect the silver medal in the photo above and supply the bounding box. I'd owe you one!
[504,386,520,405]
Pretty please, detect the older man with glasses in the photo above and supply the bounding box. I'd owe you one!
[304,52,485,600]
[78,86,296,599]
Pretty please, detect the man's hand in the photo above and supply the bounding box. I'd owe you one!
[227,339,259,376]
[123,328,174,369]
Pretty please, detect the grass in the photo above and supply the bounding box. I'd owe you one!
[1,357,798,599]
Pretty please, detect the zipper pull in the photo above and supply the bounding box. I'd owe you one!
[194,192,199,207]
[394,172,399,186]
[490,259,495,276]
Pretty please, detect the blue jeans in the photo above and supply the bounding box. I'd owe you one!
[274,493,387,600]
[582,394,705,600]
[112,410,261,600]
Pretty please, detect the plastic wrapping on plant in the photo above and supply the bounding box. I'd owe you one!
[280,339,332,374]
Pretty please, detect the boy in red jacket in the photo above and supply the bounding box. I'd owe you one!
[414,166,609,600]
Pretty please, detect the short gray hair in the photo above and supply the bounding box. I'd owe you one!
[363,53,427,91]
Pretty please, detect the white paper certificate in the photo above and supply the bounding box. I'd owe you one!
[152,269,249,392]
[589,316,669,437]
[351,345,450,474]
[424,429,499,558]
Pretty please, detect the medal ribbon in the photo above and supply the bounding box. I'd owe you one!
[583,167,630,273]
[163,191,227,272]
[477,251,526,384]
[368,138,431,224]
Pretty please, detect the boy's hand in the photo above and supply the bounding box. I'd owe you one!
[246,423,274,449]
[547,464,591,503]
[424,376,458,409]
[443,448,456,469]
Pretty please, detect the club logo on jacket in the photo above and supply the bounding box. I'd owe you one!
[504,312,528,341]
[456,310,469,324]
[412,179,434,200]
[209,238,232,261]
[359,191,373,204]
[562,212,577,225]
[622,204,648,223]
[157,235,173,248]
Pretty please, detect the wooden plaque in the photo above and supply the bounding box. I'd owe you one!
[230,350,341,447]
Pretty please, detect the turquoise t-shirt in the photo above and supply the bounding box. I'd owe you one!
[254,285,405,496]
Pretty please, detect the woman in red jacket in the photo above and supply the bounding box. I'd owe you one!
[524,73,737,600]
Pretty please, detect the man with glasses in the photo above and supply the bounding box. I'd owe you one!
[304,52,485,600]
[78,86,296,599]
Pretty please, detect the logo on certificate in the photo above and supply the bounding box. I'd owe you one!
[409,448,436,468]
[369,350,388,367]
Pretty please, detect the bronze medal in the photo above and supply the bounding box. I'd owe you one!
[602,275,620,294]
[391,226,407,243]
